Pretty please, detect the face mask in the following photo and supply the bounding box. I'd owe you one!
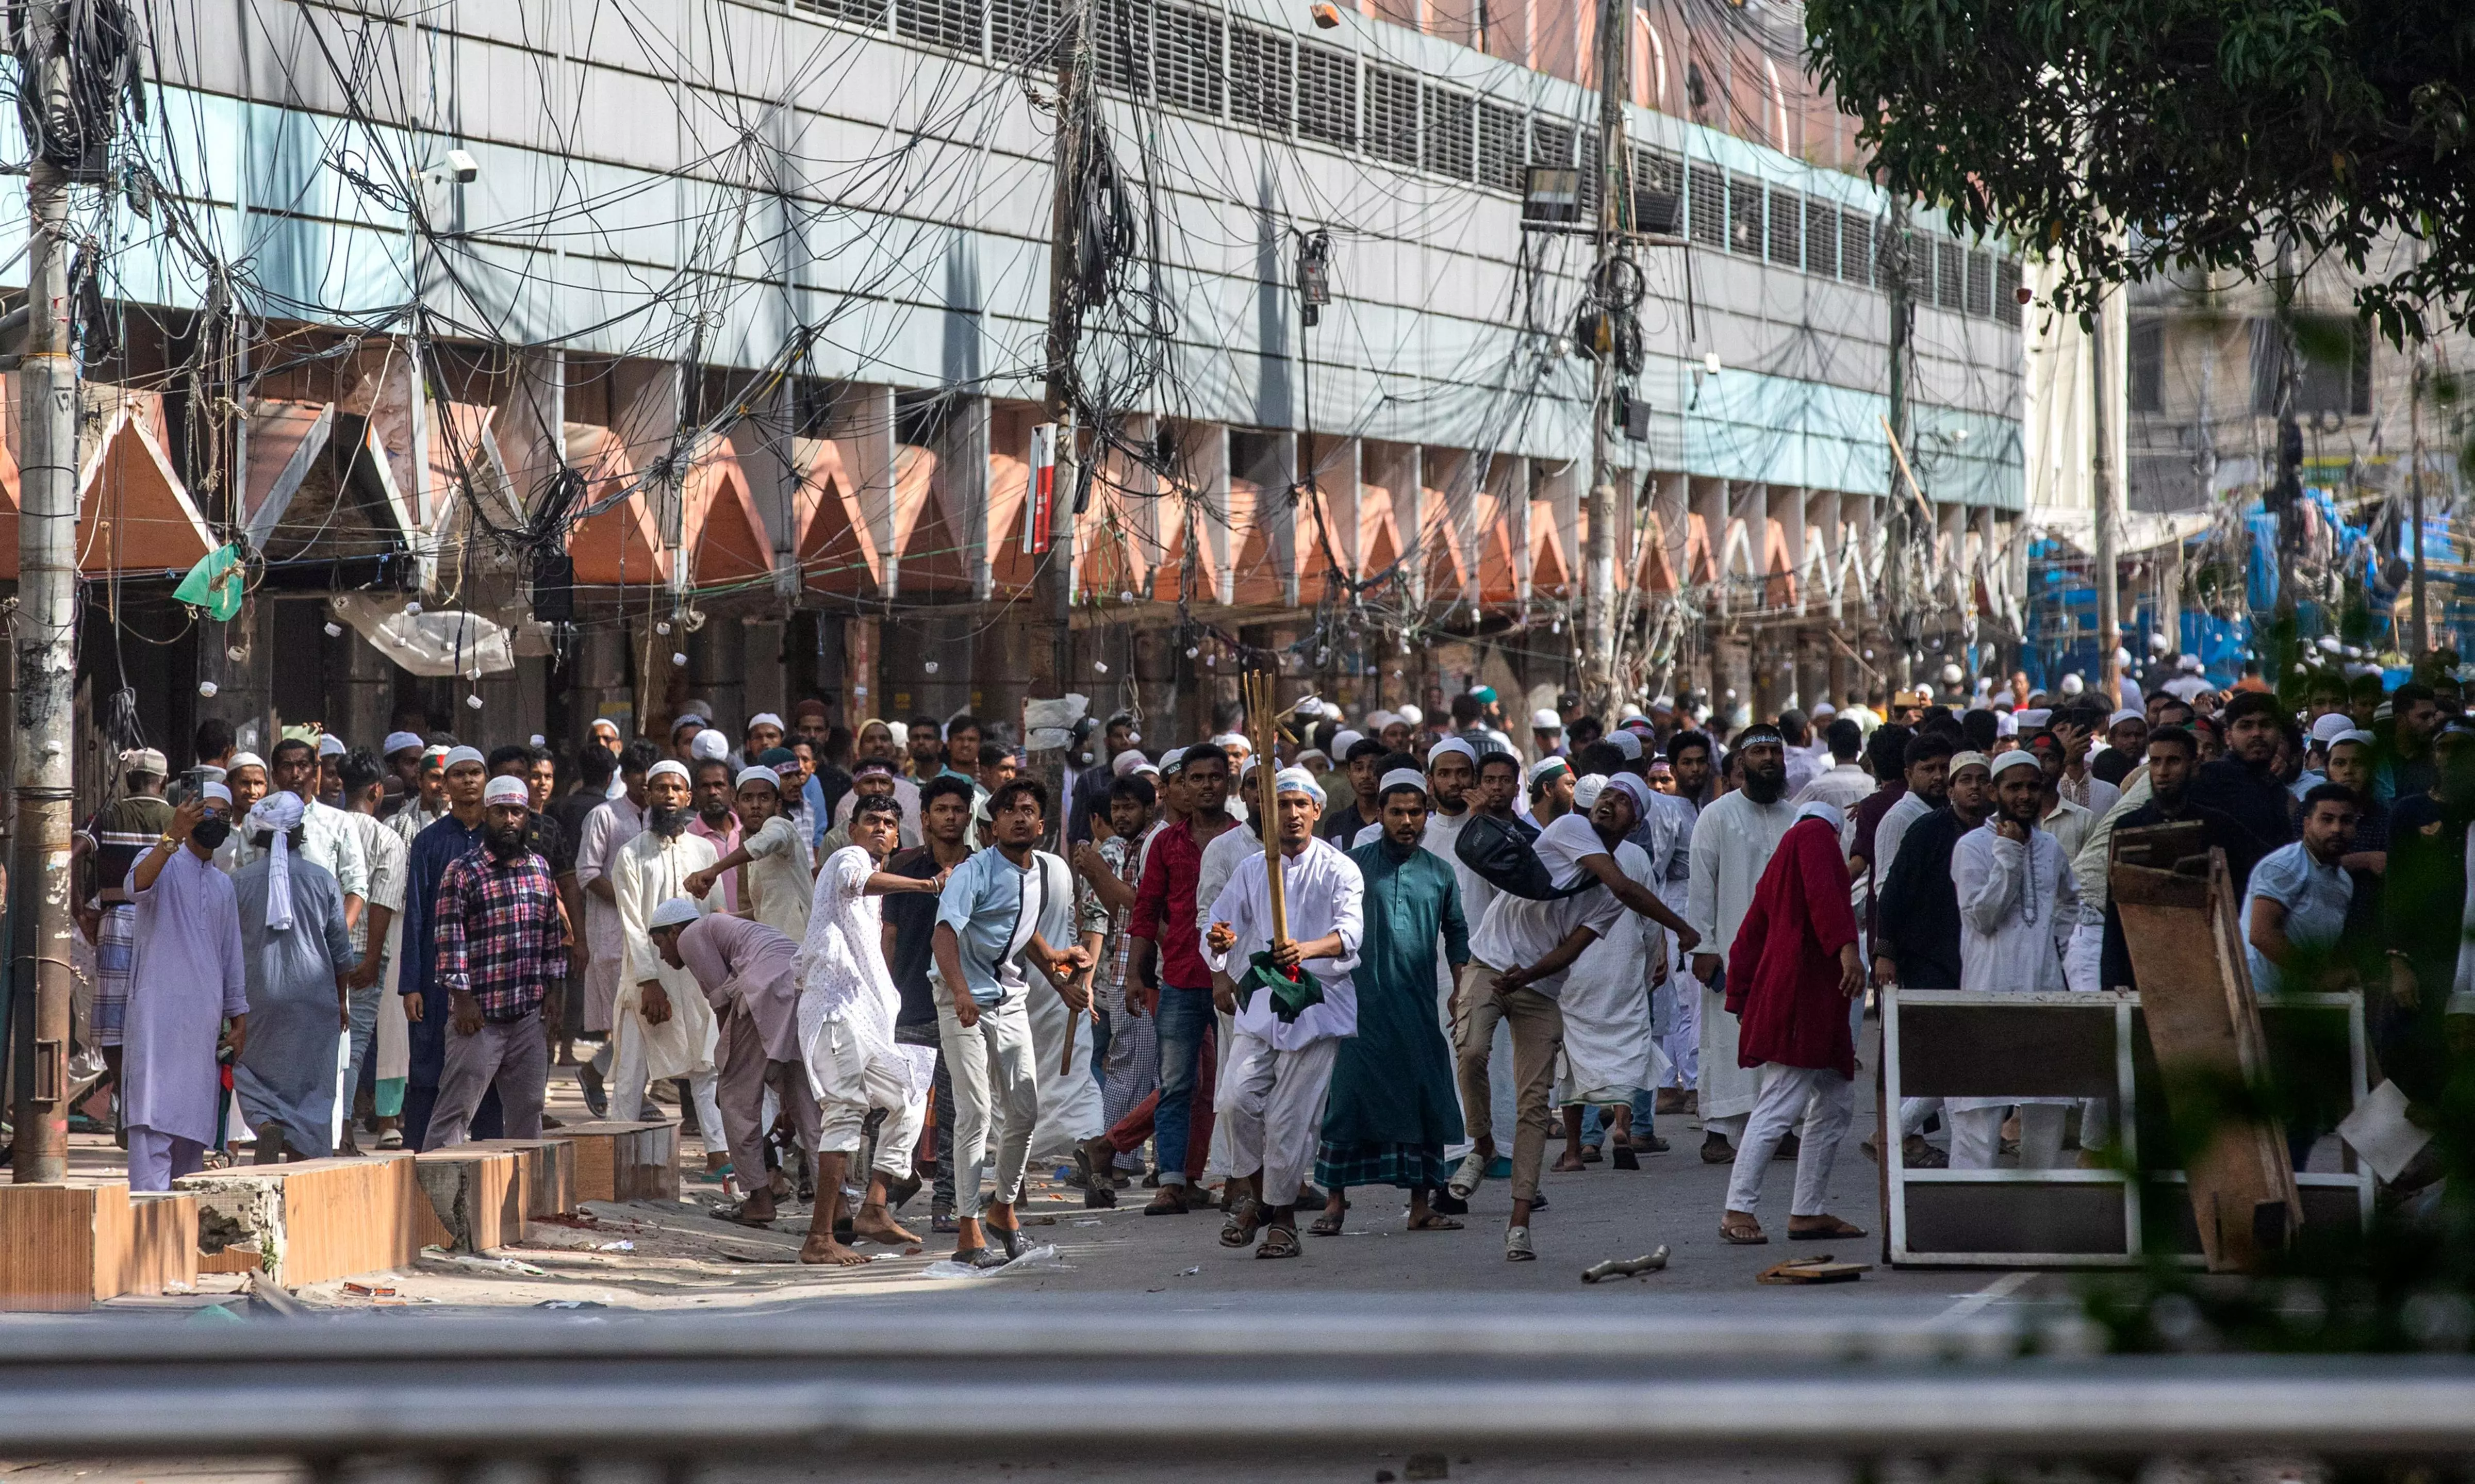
[190,817,232,851]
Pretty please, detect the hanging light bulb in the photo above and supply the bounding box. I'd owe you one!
[466,694,484,711]
[322,621,342,638]
[197,680,219,698]
[403,602,422,617]
[925,660,939,673]
[1094,661,1110,674]
[670,651,688,667]
[1185,646,1199,658]
[226,645,247,662]
[655,620,672,636]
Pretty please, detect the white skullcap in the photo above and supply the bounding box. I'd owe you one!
[748,712,784,732]
[689,730,732,762]
[1794,800,1846,835]
[202,780,233,805]
[1212,732,1249,750]
[2017,708,2052,728]
[1396,704,1423,727]
[2059,673,2086,695]
[1294,748,1331,772]
[226,751,267,774]
[1989,750,2043,779]
[735,766,781,793]
[589,718,622,737]
[1812,701,1837,718]
[1426,737,1477,768]
[483,775,531,808]
[646,760,690,784]
[1573,773,1608,811]
[1531,708,1563,731]
[243,792,307,930]
[1112,749,1149,778]
[672,712,709,732]
[317,734,347,758]
[1599,772,1653,819]
[2331,728,2377,749]
[1950,750,1991,775]
[2179,654,2203,672]
[441,746,486,771]
[1608,730,1643,761]
[2309,713,2355,746]
[1330,729,1366,757]
[1131,762,1160,779]
[1650,695,1676,711]
[2110,709,2143,728]
[648,897,702,931]
[1995,712,2019,737]
[1377,767,1428,798]
[1272,767,1325,804]
[1365,711,1397,732]
[382,731,425,757]
[1529,756,1571,783]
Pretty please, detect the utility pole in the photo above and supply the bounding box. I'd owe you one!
[2091,291,2122,705]
[1882,197,1915,692]
[2411,344,2429,661]
[1033,0,1093,704]
[2270,236,2303,638]
[1579,0,1629,714]
[11,0,80,1183]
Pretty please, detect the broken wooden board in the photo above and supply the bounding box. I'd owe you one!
[463,1137,579,1219]
[175,1155,421,1287]
[2111,839,2302,1274]
[559,1120,679,1203]
[412,1148,528,1252]
[1757,1255,1870,1285]
[0,1184,200,1312]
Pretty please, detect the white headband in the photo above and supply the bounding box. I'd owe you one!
[1272,767,1325,804]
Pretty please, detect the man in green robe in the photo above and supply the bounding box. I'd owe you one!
[1311,768,1470,1234]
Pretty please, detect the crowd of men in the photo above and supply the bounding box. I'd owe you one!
[66,659,2473,1262]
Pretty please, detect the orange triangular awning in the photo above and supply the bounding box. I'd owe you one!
[790,435,883,597]
[1227,477,1286,607]
[1148,506,1220,606]
[1418,488,1466,600]
[1476,489,1522,607]
[1529,499,1570,596]
[563,422,672,587]
[0,385,217,579]
[680,437,772,588]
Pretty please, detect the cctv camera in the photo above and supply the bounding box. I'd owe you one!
[446,150,478,184]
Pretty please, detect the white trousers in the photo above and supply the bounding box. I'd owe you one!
[1900,1096,1943,1136]
[935,985,1038,1212]
[2064,921,2102,994]
[1723,1064,1854,1217]
[1217,1030,1340,1209]
[812,1021,926,1179]
[609,1030,727,1155]
[1950,1103,2066,1169]
[1658,949,1701,1087]
[127,1125,207,1193]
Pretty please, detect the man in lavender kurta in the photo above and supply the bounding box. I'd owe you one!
[122,785,249,1190]
[655,904,818,1225]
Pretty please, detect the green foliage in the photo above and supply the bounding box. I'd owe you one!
[1804,0,2475,340]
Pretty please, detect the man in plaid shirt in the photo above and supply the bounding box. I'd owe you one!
[422,775,569,1148]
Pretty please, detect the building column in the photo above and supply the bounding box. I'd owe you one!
[835,383,899,600]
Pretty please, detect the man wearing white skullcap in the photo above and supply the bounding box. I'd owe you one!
[685,766,814,942]
[1681,722,1799,1163]
[73,745,175,1068]
[394,744,496,1150]
[1203,767,1363,1256]
[120,781,247,1190]
[421,774,565,1149]
[229,789,355,1162]
[1530,708,1565,759]
[609,757,731,1172]
[1318,730,1388,846]
[742,712,787,767]
[1948,748,2080,1170]
[388,746,453,846]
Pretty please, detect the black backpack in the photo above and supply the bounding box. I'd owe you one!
[1453,813,1602,902]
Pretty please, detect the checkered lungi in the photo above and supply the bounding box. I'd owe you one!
[91,903,135,1047]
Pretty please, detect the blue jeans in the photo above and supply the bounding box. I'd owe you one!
[340,981,382,1132]
[1153,984,1214,1185]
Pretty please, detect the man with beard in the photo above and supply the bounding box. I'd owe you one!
[574,741,657,1117]
[1685,723,1800,1162]
[2097,726,2259,994]
[1950,752,2082,1169]
[2189,690,2297,874]
[1869,751,1992,1167]
[610,761,730,1171]
[421,776,566,1147]
[1126,744,1243,1214]
[229,792,356,1162]
[685,758,744,913]
[395,748,492,1150]
[905,713,945,781]
[2377,681,2443,805]
[1858,732,1957,940]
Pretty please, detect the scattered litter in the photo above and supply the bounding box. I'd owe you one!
[342,1282,399,1297]
[535,1299,608,1309]
[594,1241,636,1252]
[1580,1246,1670,1284]
[1756,1254,1870,1285]
[419,1247,550,1277]
[920,1244,1067,1280]
[1071,1219,1104,1227]
[1176,1266,1201,1277]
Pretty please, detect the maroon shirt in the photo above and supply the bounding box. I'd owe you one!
[1849,780,1908,937]
[1127,818,1227,990]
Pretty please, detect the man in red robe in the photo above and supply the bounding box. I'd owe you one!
[1718,801,1868,1244]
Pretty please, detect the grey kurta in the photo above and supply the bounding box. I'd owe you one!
[121,849,249,1146]
[232,853,354,1155]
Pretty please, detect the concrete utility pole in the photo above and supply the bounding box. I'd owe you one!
[1579,0,1629,714]
[1882,197,1915,691]
[11,0,81,1183]
[1032,0,1094,702]
[2091,292,2122,705]
[2411,344,2429,660]
[2270,236,2303,635]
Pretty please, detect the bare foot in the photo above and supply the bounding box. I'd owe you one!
[850,1204,919,1246]
[799,1235,869,1266]
[1551,1153,1587,1173]
[723,1194,778,1226]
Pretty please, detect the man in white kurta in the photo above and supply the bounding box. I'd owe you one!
[789,795,945,1263]
[1203,769,1364,1259]
[1685,727,1800,1160]
[122,787,249,1189]
[573,747,649,1113]
[1950,750,2082,1169]
[610,761,727,1165]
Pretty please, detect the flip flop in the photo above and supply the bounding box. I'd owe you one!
[1719,1219,1768,1245]
[1308,1207,1347,1236]
[1219,1196,1262,1247]
[1255,1225,1301,1259]
[1407,1212,1463,1231]
[1788,1217,1869,1241]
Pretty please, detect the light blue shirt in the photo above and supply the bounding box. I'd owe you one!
[2242,841,2352,996]
[933,844,1065,1007]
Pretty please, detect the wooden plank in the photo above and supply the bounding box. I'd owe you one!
[0,1185,200,1311]
[465,1139,578,1218]
[2112,846,2302,1273]
[558,1120,677,1203]
[412,1150,526,1252]
[176,1156,421,1287]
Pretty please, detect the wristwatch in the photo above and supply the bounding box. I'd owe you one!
[155,833,177,851]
